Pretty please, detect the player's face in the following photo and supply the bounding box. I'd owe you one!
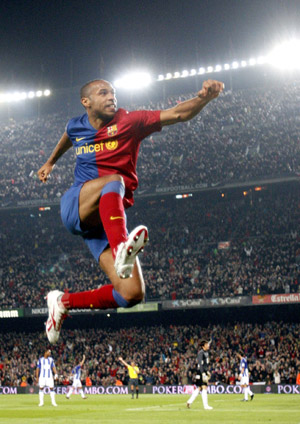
[83,81,117,120]
[203,342,210,351]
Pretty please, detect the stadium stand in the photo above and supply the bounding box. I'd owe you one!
[0,322,299,387]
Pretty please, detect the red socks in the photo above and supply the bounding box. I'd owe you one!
[61,285,119,310]
[99,191,127,257]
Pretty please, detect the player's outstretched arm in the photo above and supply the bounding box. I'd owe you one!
[80,354,86,367]
[118,357,130,368]
[160,79,224,126]
[37,132,72,182]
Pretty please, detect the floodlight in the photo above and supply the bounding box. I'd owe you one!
[174,72,180,78]
[268,39,300,70]
[257,56,266,65]
[181,70,189,78]
[232,61,239,69]
[166,73,172,79]
[198,67,205,74]
[224,63,230,70]
[190,69,196,76]
[241,60,247,67]
[28,91,35,99]
[114,72,152,89]
[158,75,164,81]
[36,91,43,97]
[215,65,222,72]
[207,66,213,73]
[44,89,51,96]
[249,58,256,66]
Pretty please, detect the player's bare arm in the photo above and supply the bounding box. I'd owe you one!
[118,357,130,367]
[37,132,72,182]
[35,367,39,383]
[160,79,224,126]
[80,354,86,367]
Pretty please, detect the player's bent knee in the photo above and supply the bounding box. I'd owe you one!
[105,174,124,187]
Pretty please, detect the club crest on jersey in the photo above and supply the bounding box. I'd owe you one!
[107,124,118,137]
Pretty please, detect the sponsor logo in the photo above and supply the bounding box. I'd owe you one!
[164,296,250,310]
[278,385,299,394]
[84,386,128,395]
[270,294,300,304]
[253,293,300,305]
[106,141,118,150]
[75,140,118,155]
[0,310,19,318]
[31,308,48,315]
[109,216,124,221]
[0,387,17,394]
[107,125,118,137]
[75,137,86,142]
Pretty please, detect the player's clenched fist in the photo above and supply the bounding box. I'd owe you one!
[198,80,224,100]
[38,162,54,183]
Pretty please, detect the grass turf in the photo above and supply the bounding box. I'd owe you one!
[0,394,299,424]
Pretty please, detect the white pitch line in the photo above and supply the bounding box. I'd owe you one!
[126,407,299,413]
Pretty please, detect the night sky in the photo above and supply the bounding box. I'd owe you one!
[1,0,299,90]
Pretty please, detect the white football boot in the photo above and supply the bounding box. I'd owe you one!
[114,225,149,279]
[45,290,68,344]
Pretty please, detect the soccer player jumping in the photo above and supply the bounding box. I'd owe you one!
[38,78,224,344]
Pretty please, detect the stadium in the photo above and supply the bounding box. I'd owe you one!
[1,1,300,423]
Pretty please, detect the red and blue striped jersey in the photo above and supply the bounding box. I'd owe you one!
[66,108,162,208]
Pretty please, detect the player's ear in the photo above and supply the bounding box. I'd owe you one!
[81,97,90,109]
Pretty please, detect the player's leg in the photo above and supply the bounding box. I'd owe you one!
[60,253,145,309]
[135,381,139,399]
[78,385,87,399]
[241,384,248,401]
[49,383,57,406]
[79,175,148,278]
[38,385,44,406]
[66,385,74,399]
[79,174,127,254]
[201,384,213,410]
[130,382,134,399]
[187,386,200,408]
[248,385,254,400]
[45,175,147,344]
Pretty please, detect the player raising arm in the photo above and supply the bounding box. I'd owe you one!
[38,79,224,344]
[237,352,254,402]
[119,356,140,399]
[66,354,87,400]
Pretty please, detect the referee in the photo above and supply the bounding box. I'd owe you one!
[119,356,140,399]
[187,339,213,410]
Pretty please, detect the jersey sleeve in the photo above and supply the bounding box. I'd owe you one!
[126,110,162,141]
[197,351,204,372]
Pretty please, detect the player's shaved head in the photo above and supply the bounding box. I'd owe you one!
[80,79,111,99]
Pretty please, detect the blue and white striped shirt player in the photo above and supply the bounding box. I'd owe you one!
[37,355,56,387]
[239,356,249,385]
[72,365,82,387]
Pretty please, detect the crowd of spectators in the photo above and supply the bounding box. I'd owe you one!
[1,81,300,207]
[0,321,299,387]
[0,186,299,309]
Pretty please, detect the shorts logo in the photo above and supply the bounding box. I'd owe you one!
[106,141,118,150]
[107,125,118,137]
[75,137,86,142]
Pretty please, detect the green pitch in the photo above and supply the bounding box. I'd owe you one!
[0,394,299,424]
